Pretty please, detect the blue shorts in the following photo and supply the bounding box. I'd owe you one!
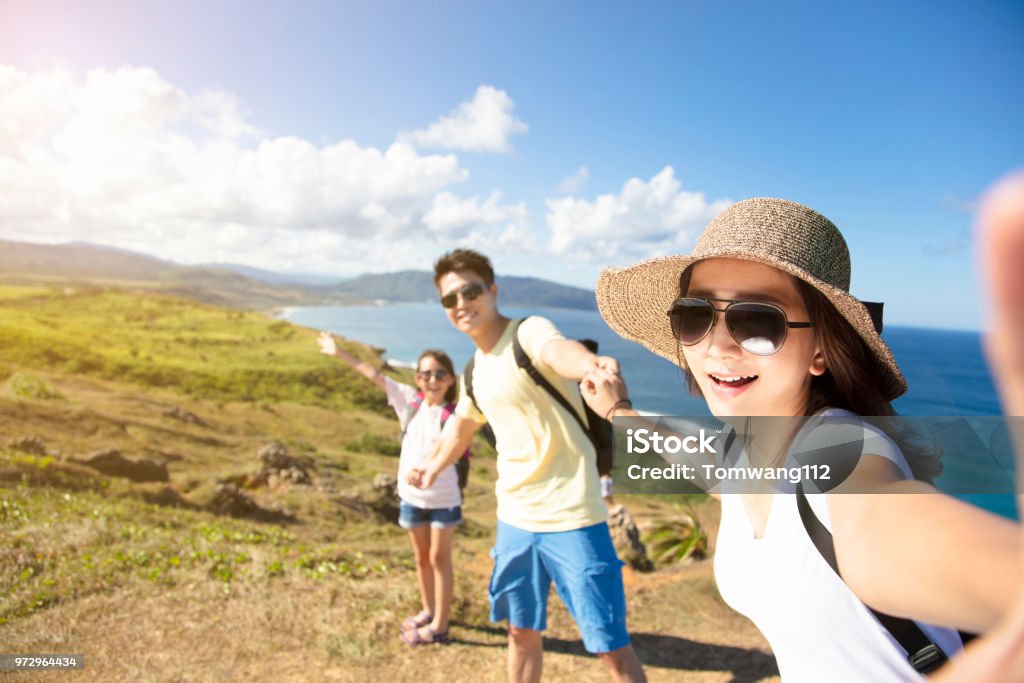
[398,501,462,529]
[488,520,629,654]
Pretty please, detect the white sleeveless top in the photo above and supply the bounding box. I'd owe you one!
[713,409,961,681]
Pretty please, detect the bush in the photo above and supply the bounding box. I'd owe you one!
[643,500,708,565]
[342,433,401,457]
[9,373,64,400]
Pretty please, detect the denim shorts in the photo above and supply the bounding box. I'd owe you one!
[488,520,629,654]
[398,501,463,529]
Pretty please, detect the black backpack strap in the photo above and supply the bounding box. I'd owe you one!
[510,317,598,453]
[462,354,497,450]
[795,482,949,674]
[463,355,480,414]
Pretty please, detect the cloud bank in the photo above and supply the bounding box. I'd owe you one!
[1,65,729,280]
[0,66,530,273]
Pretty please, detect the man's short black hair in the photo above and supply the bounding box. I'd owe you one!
[433,249,495,288]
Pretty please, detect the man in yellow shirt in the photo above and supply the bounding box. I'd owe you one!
[410,249,646,683]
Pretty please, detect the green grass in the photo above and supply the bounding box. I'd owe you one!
[0,286,389,412]
[0,475,412,624]
[0,285,438,624]
[0,284,771,682]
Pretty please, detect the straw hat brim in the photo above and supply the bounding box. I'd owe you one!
[595,249,907,400]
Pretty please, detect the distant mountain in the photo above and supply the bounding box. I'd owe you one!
[319,270,434,302]
[0,239,597,311]
[0,241,181,281]
[319,270,597,310]
[0,239,355,310]
[203,262,348,287]
[498,275,597,310]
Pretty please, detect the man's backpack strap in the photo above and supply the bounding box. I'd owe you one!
[463,356,479,414]
[795,482,949,674]
[461,355,496,450]
[509,318,599,453]
[513,317,614,475]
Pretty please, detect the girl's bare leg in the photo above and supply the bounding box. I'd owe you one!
[428,525,455,632]
[407,526,434,617]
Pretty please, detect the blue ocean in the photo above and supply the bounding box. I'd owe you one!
[284,303,1018,520]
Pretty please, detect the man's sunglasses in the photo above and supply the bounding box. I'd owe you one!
[667,297,813,355]
[416,369,451,381]
[440,283,486,309]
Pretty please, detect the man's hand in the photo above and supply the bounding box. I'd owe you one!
[317,331,338,357]
[595,355,621,376]
[581,366,630,419]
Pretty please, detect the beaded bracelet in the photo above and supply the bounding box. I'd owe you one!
[605,398,632,421]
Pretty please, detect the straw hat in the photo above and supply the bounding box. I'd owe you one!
[595,197,907,399]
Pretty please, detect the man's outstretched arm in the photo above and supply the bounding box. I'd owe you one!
[540,338,619,382]
[408,413,481,489]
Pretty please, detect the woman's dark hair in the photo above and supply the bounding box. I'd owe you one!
[433,249,495,288]
[677,265,942,481]
[417,349,457,404]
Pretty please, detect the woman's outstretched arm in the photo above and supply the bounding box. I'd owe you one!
[826,173,1024,679]
[828,479,1019,634]
[930,172,1024,680]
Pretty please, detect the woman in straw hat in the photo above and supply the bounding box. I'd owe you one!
[581,183,1024,680]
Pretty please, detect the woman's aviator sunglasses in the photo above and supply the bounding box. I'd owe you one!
[440,283,486,309]
[667,297,813,355]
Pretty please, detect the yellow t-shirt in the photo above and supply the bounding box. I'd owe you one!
[456,316,606,532]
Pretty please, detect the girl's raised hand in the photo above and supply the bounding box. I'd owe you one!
[317,331,338,357]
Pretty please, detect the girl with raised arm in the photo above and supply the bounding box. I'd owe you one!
[318,333,463,645]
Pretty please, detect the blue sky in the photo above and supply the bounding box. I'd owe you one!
[1,0,1021,329]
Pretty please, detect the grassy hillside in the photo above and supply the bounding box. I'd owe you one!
[0,284,776,682]
[0,284,385,410]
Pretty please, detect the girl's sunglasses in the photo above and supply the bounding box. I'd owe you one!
[416,369,451,381]
[440,283,486,309]
[667,297,813,355]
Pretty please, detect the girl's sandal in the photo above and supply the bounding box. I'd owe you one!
[400,625,451,646]
[400,610,432,631]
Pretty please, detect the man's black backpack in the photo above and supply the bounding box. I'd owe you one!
[462,317,614,477]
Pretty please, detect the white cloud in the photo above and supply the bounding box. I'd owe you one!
[0,65,481,261]
[423,190,530,239]
[191,89,261,139]
[557,165,589,194]
[400,85,527,153]
[0,65,75,157]
[545,166,731,261]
